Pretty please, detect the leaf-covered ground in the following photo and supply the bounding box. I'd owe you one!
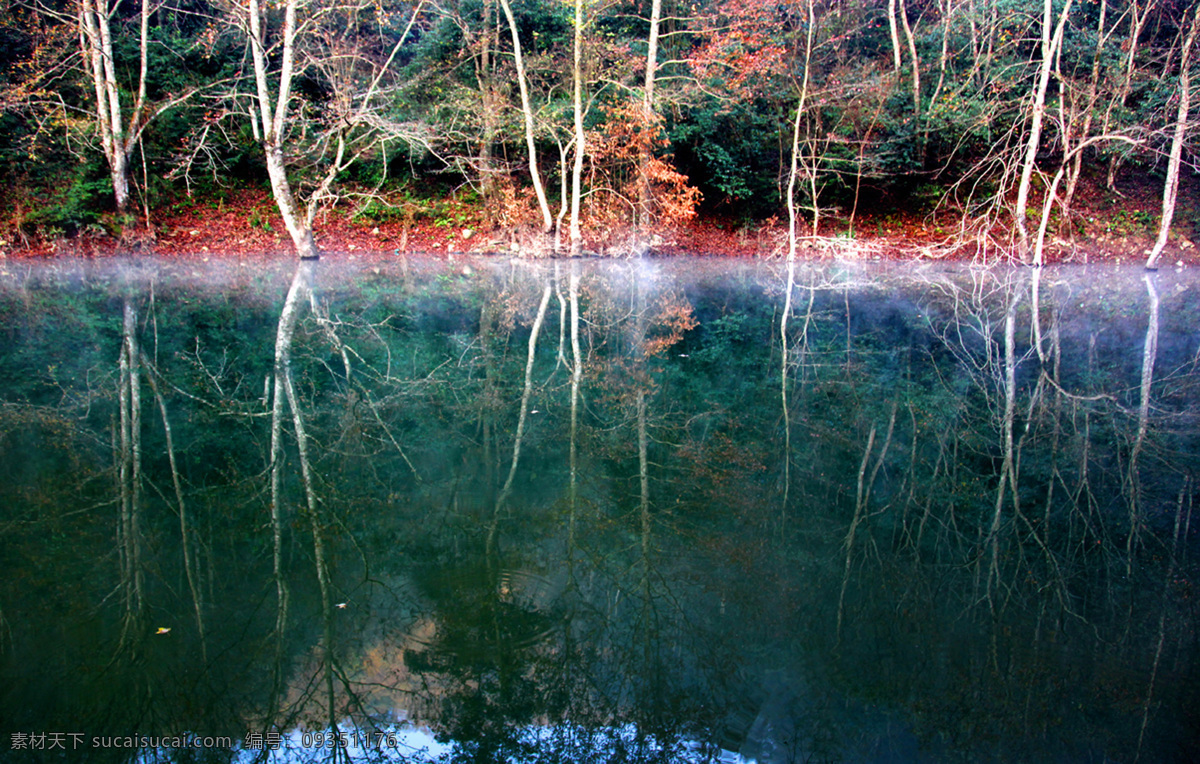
[3,177,1198,267]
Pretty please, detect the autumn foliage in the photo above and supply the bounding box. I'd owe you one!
[586,102,701,234]
[3,0,1200,263]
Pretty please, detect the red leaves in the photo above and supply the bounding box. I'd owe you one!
[688,0,802,97]
[586,101,701,232]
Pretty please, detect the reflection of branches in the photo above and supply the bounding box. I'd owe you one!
[115,298,144,644]
[1136,478,1190,761]
[837,403,895,645]
[140,351,207,665]
[985,288,1019,609]
[489,279,553,555]
[1125,273,1159,575]
[779,255,795,535]
[569,263,583,572]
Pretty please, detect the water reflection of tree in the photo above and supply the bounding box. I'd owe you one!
[811,267,1200,759]
[0,273,278,755]
[2,261,1198,760]
[390,262,721,759]
[270,262,1197,759]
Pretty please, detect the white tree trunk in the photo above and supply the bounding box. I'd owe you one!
[638,0,663,234]
[78,0,150,219]
[1147,2,1200,269]
[248,0,319,259]
[888,0,903,72]
[786,0,818,254]
[570,0,586,255]
[899,0,922,161]
[1014,0,1074,261]
[499,0,555,234]
[1062,0,1109,215]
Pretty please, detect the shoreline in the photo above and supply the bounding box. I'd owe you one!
[2,188,1196,268]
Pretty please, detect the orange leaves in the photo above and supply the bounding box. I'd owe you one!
[484,176,538,230]
[643,294,698,358]
[645,155,703,228]
[586,101,658,165]
[585,101,701,233]
[688,0,801,97]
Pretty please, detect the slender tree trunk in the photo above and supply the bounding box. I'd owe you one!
[1105,1,1155,191]
[1062,0,1109,216]
[1014,0,1074,261]
[638,0,664,236]
[248,0,319,259]
[888,0,903,72]
[1034,135,1142,265]
[929,0,951,111]
[1147,2,1200,270]
[478,0,499,200]
[570,0,586,255]
[78,0,150,221]
[555,137,572,252]
[899,0,923,164]
[499,0,555,234]
[786,0,818,251]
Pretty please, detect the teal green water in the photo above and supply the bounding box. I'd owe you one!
[0,257,1197,762]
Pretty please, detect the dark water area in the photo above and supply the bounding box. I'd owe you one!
[0,255,1197,763]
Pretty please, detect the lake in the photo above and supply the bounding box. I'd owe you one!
[0,255,1197,762]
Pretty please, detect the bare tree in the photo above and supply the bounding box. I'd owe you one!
[1014,0,1074,261]
[569,0,587,256]
[785,0,819,248]
[1125,273,1159,572]
[1147,2,1200,270]
[243,0,428,259]
[26,0,195,230]
[498,0,555,235]
[245,0,318,258]
[1104,0,1157,192]
[637,0,664,236]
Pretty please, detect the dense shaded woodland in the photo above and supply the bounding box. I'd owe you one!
[4,0,1200,263]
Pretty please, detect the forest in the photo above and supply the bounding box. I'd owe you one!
[2,0,1200,265]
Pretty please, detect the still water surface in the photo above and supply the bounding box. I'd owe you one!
[0,256,1197,762]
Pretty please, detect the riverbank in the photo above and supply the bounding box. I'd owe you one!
[2,186,1197,267]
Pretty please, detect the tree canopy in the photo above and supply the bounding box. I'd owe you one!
[2,0,1199,262]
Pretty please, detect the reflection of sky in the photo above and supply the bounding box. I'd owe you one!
[230,721,451,762]
[222,721,745,763]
